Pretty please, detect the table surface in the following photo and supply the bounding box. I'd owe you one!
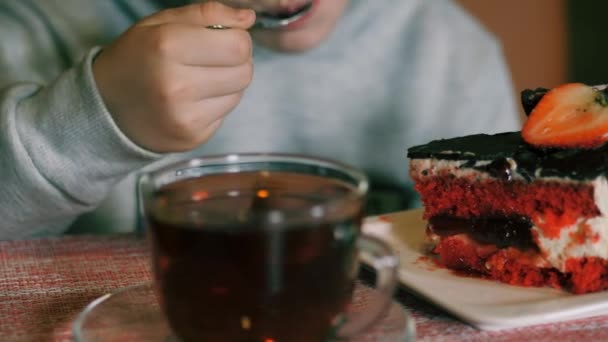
[2,212,608,341]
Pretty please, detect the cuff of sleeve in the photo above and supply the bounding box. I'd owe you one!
[15,47,163,205]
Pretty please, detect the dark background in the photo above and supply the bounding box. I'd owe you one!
[567,0,608,85]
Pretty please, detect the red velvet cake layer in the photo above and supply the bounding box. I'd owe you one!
[414,176,599,238]
[414,175,608,294]
[433,235,608,294]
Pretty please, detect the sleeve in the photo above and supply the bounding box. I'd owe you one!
[0,30,162,238]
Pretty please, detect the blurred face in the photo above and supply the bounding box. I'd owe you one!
[207,0,349,53]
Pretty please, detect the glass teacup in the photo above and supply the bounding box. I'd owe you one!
[138,153,400,341]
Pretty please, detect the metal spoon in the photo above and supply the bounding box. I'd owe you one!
[253,1,313,29]
[206,1,314,30]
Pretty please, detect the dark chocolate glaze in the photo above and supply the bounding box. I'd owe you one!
[408,131,608,181]
[521,88,548,116]
[428,215,536,251]
[476,158,514,181]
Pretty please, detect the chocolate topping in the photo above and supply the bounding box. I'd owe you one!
[407,131,608,181]
[477,158,514,181]
[521,88,549,116]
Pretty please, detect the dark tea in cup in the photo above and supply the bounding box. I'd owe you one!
[139,154,398,341]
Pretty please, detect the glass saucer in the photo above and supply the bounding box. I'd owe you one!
[73,282,415,342]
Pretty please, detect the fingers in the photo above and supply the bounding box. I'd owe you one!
[146,23,252,66]
[141,1,256,29]
[158,62,253,101]
[92,1,255,154]
[192,63,254,98]
[160,92,243,150]
[194,92,243,126]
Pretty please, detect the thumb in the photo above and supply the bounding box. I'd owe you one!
[141,1,256,29]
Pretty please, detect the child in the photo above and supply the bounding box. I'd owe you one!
[0,0,519,238]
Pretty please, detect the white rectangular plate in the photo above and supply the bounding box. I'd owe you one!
[362,209,608,330]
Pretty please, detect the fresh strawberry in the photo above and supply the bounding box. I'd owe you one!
[522,83,608,148]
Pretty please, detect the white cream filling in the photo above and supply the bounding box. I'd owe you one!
[410,158,524,181]
[534,177,608,271]
[410,158,591,184]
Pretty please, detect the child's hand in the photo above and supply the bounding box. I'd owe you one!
[93,2,255,152]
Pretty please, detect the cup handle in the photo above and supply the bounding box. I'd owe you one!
[135,172,146,236]
[334,235,399,339]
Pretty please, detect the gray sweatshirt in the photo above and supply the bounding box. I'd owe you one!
[0,0,519,238]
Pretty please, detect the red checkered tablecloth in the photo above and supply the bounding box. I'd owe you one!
[2,232,608,341]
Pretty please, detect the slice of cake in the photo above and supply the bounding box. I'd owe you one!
[407,83,608,294]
